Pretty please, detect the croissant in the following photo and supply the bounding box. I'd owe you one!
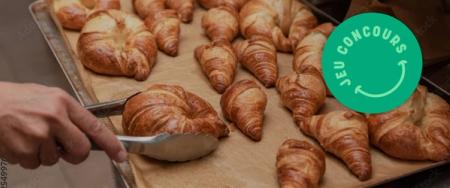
[77,10,157,81]
[233,36,278,87]
[276,139,326,188]
[122,84,230,138]
[303,111,372,181]
[293,23,334,73]
[145,10,181,56]
[239,0,317,52]
[133,0,166,19]
[220,79,267,141]
[276,67,326,126]
[202,6,239,42]
[197,0,248,10]
[52,0,120,30]
[367,85,450,161]
[194,40,237,93]
[166,0,194,23]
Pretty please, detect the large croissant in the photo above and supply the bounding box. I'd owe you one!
[367,85,450,161]
[221,79,267,141]
[276,67,326,126]
[239,0,317,52]
[198,0,248,10]
[233,36,278,87]
[166,0,194,23]
[133,0,165,19]
[122,84,230,138]
[77,10,157,81]
[195,40,237,93]
[202,6,239,42]
[304,110,372,181]
[276,139,325,188]
[145,9,181,56]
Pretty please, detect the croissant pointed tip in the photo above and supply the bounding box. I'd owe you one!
[355,170,371,181]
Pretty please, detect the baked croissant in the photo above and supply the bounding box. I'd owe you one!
[52,0,120,30]
[293,23,334,73]
[145,9,181,56]
[194,40,237,93]
[239,0,317,52]
[220,79,267,141]
[133,0,166,19]
[276,67,326,126]
[276,139,325,188]
[122,84,230,138]
[304,111,372,181]
[367,85,450,161]
[202,6,239,42]
[198,0,248,10]
[233,36,278,87]
[77,10,158,81]
[166,0,194,23]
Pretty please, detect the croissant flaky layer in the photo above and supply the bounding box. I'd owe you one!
[367,85,450,161]
[195,41,237,93]
[276,139,325,188]
[77,10,157,81]
[202,6,239,42]
[145,9,181,56]
[166,0,195,22]
[133,0,166,19]
[198,0,248,10]
[304,111,372,181]
[122,84,230,138]
[221,79,267,141]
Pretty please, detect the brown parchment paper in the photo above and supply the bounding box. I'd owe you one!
[49,0,446,187]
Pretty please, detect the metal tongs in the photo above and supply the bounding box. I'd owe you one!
[85,94,219,162]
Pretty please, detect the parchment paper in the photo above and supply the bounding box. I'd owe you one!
[52,0,444,187]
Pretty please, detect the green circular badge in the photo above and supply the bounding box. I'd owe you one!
[323,13,422,113]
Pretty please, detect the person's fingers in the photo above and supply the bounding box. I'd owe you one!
[15,142,40,169]
[39,139,60,166]
[65,98,127,162]
[54,120,91,164]
[0,145,18,164]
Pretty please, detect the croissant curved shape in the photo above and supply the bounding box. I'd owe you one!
[293,23,334,73]
[133,0,166,19]
[239,0,317,52]
[166,0,194,23]
[220,79,267,141]
[122,84,230,138]
[276,67,326,126]
[276,139,325,188]
[145,9,181,56]
[198,0,248,10]
[51,0,120,30]
[304,110,372,181]
[202,6,239,42]
[233,36,278,87]
[367,85,450,161]
[77,10,157,81]
[195,40,237,93]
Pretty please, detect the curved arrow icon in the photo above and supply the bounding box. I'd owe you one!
[354,60,407,98]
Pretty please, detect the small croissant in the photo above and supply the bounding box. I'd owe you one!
[221,79,267,141]
[166,0,194,22]
[202,6,239,42]
[276,139,326,188]
[195,40,238,93]
[133,0,166,19]
[304,110,372,181]
[233,36,278,87]
[145,9,181,56]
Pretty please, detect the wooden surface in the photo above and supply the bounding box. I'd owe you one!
[53,0,445,187]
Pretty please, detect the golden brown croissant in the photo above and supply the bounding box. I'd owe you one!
[304,111,372,181]
[276,139,325,188]
[276,67,326,126]
[233,36,278,87]
[122,84,230,138]
[367,85,450,161]
[239,0,317,52]
[201,6,239,42]
[220,79,267,141]
[293,23,334,73]
[166,0,194,23]
[194,40,237,93]
[133,0,166,19]
[198,0,248,10]
[51,0,120,30]
[77,10,157,81]
[145,9,181,56]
